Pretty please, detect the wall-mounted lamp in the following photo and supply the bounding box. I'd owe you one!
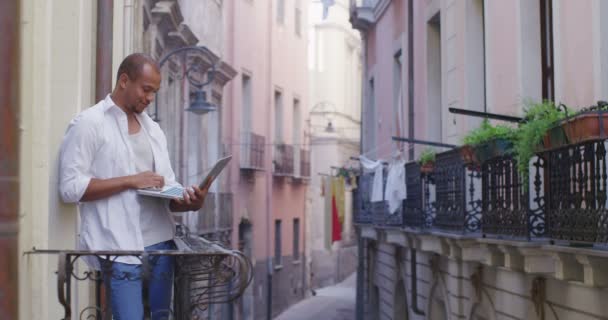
[151,45,218,120]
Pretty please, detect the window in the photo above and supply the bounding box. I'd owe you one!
[393,50,404,141]
[277,0,285,25]
[274,220,282,267]
[293,98,301,174]
[407,0,415,160]
[366,78,376,157]
[274,90,283,142]
[242,74,252,133]
[295,7,302,36]
[540,0,554,101]
[293,218,300,261]
[427,13,442,143]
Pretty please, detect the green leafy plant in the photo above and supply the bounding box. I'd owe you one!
[462,119,516,146]
[418,149,436,165]
[514,101,570,186]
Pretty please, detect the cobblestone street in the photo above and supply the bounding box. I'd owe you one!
[274,273,356,320]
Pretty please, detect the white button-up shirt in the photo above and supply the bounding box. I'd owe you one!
[59,95,181,267]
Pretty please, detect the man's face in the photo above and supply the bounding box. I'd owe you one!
[122,63,161,114]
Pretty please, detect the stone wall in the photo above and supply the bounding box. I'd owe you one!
[358,227,608,320]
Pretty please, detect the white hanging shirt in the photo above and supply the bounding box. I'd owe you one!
[359,156,384,202]
[59,95,181,268]
[385,159,407,214]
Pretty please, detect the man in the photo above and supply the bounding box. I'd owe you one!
[59,53,206,319]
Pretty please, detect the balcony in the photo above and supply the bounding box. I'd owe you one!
[240,131,265,171]
[272,143,294,177]
[352,138,608,247]
[28,232,252,319]
[295,148,311,181]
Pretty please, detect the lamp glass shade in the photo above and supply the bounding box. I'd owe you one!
[187,90,216,114]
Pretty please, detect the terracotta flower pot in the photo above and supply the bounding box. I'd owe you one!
[420,163,434,173]
[459,145,478,165]
[560,111,608,144]
[540,125,569,151]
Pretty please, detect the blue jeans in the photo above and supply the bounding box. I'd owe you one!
[101,240,176,320]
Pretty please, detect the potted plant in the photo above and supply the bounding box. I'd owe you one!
[462,119,516,164]
[419,149,436,173]
[513,101,570,185]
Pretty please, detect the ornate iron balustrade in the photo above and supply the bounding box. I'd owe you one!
[480,155,547,240]
[404,162,425,228]
[28,234,252,320]
[353,173,374,224]
[541,139,608,244]
[240,132,265,171]
[433,149,482,234]
[273,144,294,176]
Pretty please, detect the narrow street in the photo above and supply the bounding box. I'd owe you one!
[274,273,356,320]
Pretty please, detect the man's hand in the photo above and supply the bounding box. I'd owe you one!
[127,171,165,189]
[169,182,210,212]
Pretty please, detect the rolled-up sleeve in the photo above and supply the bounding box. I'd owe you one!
[59,117,98,203]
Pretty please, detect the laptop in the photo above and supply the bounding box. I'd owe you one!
[137,155,232,200]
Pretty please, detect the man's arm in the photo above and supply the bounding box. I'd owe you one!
[80,171,165,202]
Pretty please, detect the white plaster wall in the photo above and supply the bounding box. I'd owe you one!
[18,1,138,318]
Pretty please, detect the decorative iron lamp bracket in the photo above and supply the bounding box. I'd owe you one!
[150,46,219,121]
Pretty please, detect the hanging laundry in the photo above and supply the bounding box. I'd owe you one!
[331,179,342,243]
[336,176,346,225]
[359,155,384,202]
[323,176,332,250]
[385,158,407,214]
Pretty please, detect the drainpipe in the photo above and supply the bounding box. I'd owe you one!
[265,0,274,319]
[410,249,425,316]
[96,0,114,101]
[94,0,113,315]
[0,2,20,319]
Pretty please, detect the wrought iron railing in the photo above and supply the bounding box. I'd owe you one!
[273,144,294,176]
[542,139,608,244]
[28,232,252,320]
[479,154,546,240]
[433,149,482,234]
[353,173,373,224]
[240,132,265,171]
[403,162,426,228]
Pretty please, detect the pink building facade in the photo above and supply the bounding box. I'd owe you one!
[351,1,608,319]
[223,0,310,319]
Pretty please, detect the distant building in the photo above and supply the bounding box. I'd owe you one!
[306,0,362,289]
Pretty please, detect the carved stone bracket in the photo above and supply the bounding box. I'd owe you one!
[575,255,608,287]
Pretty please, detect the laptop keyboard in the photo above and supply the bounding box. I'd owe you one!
[161,186,184,197]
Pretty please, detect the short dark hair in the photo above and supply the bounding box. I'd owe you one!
[116,53,160,82]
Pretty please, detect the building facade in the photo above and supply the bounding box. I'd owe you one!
[223,0,310,318]
[16,0,239,318]
[351,0,608,319]
[306,0,362,289]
